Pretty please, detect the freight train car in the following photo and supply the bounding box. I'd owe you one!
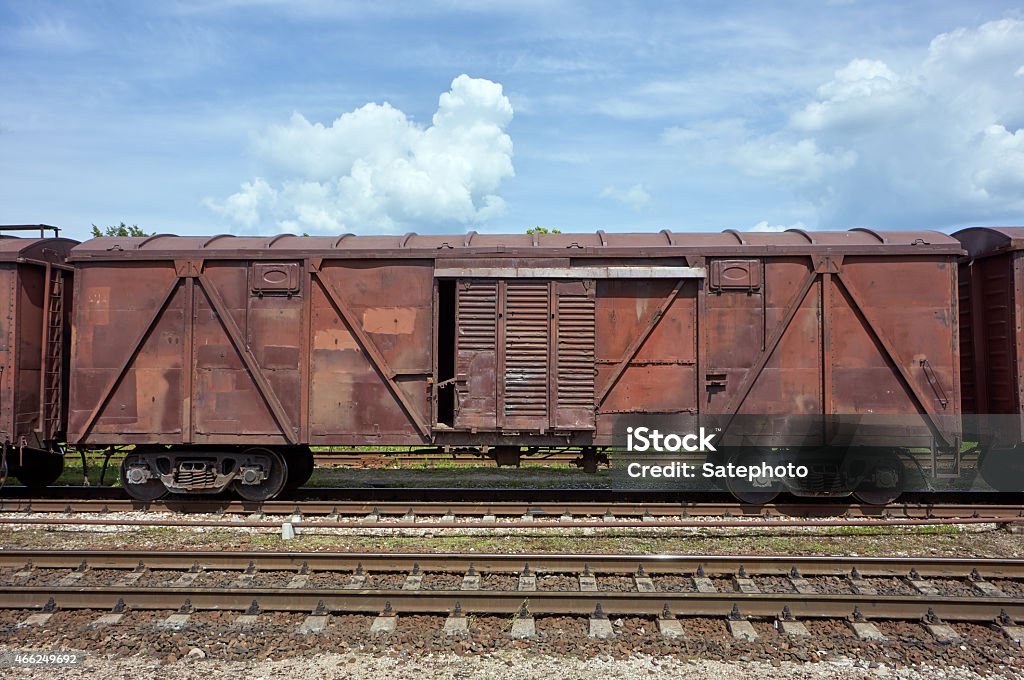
[64,230,963,502]
[0,228,77,489]
[954,226,1024,492]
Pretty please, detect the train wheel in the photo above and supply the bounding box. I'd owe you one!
[233,447,288,502]
[851,450,904,505]
[119,455,168,501]
[284,446,314,490]
[723,449,781,505]
[14,450,65,491]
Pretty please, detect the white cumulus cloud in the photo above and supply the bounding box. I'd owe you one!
[205,75,515,233]
[600,184,651,210]
[666,19,1024,228]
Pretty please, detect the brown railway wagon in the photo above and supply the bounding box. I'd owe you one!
[0,232,77,488]
[954,227,1024,492]
[66,229,963,501]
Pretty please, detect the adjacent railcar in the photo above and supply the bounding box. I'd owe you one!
[0,231,77,488]
[954,227,1024,491]
[66,230,962,502]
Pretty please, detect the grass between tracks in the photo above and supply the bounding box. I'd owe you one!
[0,521,1004,559]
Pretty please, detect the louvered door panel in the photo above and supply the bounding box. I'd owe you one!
[454,279,498,429]
[555,281,596,429]
[504,281,549,427]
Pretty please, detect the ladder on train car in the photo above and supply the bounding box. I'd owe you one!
[41,269,64,440]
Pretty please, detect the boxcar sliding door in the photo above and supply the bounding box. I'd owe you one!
[452,278,596,432]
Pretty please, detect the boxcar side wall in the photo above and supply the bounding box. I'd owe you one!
[67,243,960,450]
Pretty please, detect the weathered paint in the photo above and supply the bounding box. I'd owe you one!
[65,230,964,450]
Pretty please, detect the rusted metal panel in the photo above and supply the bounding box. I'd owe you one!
[503,281,549,428]
[68,265,185,442]
[554,281,596,429]
[309,261,432,439]
[595,279,697,424]
[454,279,498,430]
[703,258,768,415]
[831,257,958,418]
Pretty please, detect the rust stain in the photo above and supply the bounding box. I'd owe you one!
[362,307,417,335]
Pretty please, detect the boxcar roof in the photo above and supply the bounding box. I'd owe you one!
[0,237,78,264]
[68,229,963,261]
[953,227,1024,259]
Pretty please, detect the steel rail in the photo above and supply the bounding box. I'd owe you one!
[0,515,1014,530]
[2,550,1023,578]
[2,498,1021,520]
[1,585,1020,621]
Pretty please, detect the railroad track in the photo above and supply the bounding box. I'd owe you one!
[2,550,1024,642]
[1,497,1022,528]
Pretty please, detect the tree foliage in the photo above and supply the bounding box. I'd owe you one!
[526,226,562,234]
[90,222,151,238]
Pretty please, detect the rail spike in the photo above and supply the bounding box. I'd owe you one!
[383,601,393,615]
[178,599,193,614]
[728,603,743,621]
[780,605,794,621]
[313,599,328,616]
[453,601,463,617]
[517,601,530,618]
[245,599,261,616]
[112,598,127,614]
[851,606,866,623]
[696,565,705,578]
[923,607,940,625]
[593,602,607,619]
[42,597,57,613]
[661,603,673,620]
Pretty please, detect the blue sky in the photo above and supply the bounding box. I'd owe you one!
[1,1,1023,240]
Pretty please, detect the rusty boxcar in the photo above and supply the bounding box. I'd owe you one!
[954,227,1024,491]
[65,229,962,502]
[0,227,76,488]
